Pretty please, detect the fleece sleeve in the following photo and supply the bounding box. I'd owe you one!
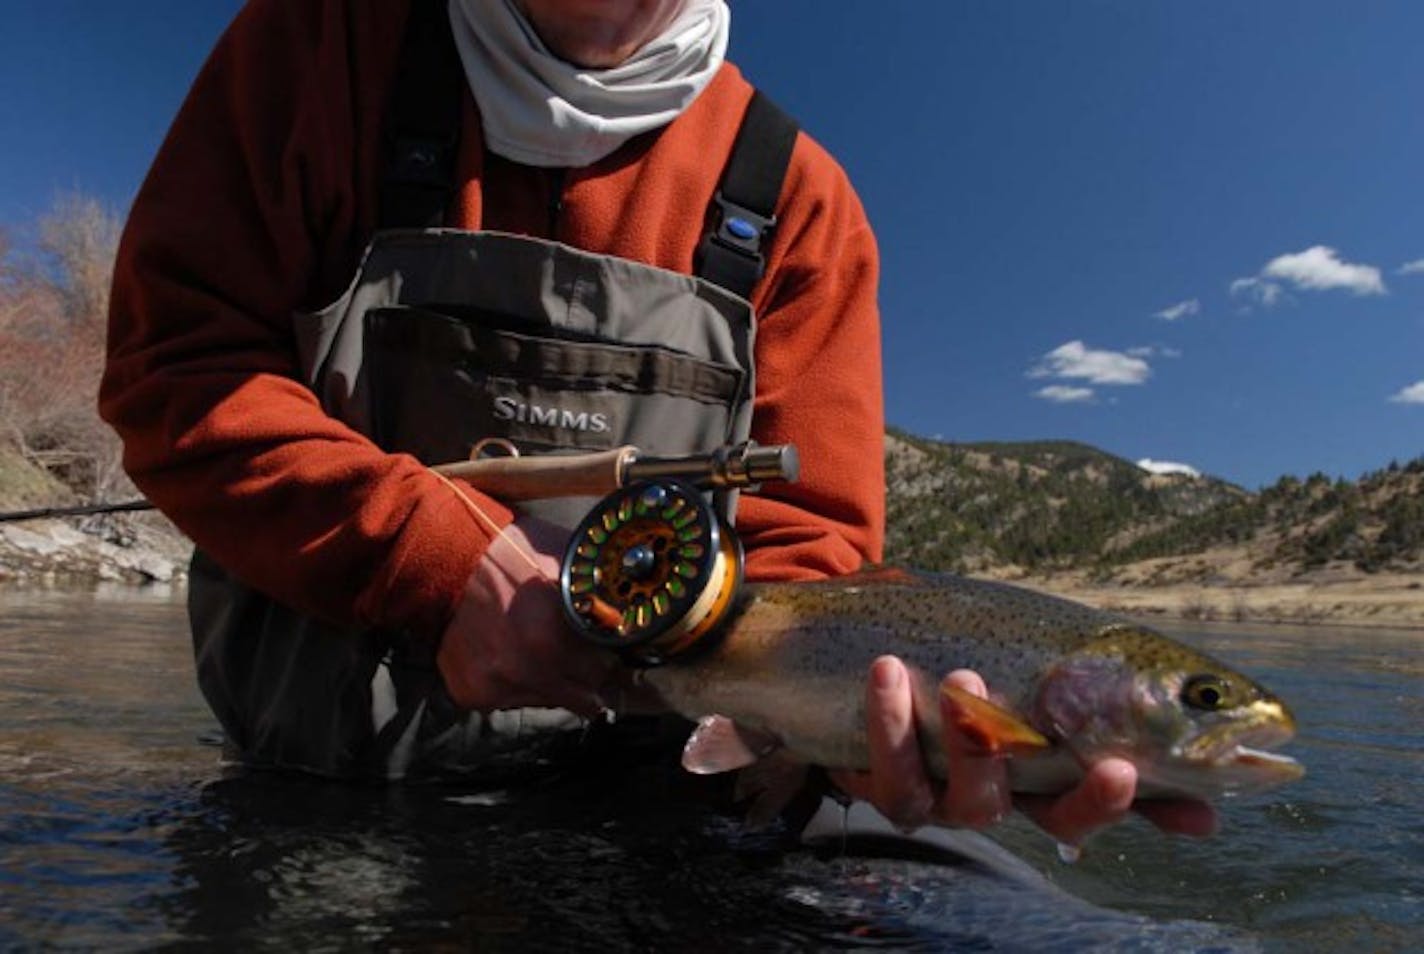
[737,136,886,582]
[99,0,507,635]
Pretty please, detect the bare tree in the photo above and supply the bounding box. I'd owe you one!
[0,192,129,502]
[40,192,121,339]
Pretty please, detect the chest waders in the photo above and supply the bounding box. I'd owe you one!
[186,0,799,779]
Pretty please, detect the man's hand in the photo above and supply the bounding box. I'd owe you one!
[437,516,617,716]
[829,656,1218,846]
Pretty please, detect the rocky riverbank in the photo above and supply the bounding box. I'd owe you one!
[0,512,191,588]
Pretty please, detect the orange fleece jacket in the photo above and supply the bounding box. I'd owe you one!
[100,0,885,638]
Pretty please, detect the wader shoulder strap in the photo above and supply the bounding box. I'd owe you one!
[380,0,464,229]
[379,3,800,296]
[696,91,800,300]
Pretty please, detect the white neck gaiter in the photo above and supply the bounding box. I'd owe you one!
[448,0,730,168]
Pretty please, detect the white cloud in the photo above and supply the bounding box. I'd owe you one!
[1137,458,1201,478]
[1229,276,1284,308]
[1029,340,1151,386]
[1034,385,1096,404]
[1261,245,1386,295]
[1389,381,1424,405]
[1398,259,1424,276]
[1127,344,1183,359]
[1153,299,1200,322]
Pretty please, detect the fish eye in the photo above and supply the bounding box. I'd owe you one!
[1181,674,1231,711]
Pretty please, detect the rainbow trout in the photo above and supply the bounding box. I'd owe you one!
[639,568,1303,802]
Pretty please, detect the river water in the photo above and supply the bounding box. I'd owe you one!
[1,587,1420,952]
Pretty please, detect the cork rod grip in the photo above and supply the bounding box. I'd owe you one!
[430,446,635,501]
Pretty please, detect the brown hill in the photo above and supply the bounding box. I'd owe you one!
[884,429,1424,627]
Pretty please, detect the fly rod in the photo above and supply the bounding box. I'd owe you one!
[0,442,799,523]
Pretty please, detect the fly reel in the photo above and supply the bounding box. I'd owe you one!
[559,480,743,666]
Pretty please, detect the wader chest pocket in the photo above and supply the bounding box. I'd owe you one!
[365,306,747,465]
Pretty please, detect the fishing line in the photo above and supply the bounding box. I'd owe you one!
[429,468,552,582]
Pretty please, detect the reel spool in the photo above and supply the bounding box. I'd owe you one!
[559,480,743,666]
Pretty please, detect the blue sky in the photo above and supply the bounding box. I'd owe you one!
[2,1,1420,489]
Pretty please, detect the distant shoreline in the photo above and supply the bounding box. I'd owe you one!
[4,510,1423,632]
[1008,571,1424,632]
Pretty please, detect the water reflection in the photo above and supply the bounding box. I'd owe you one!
[150,769,1250,952]
[2,591,1421,951]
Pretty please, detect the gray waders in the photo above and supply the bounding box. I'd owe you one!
[190,231,759,778]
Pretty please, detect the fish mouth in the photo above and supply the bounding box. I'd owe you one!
[1196,721,1295,762]
[1223,745,1304,777]
[1181,700,1295,762]
[1175,704,1305,794]
[1204,739,1306,796]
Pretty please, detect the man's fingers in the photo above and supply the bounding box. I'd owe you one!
[865,656,934,828]
[559,641,617,695]
[937,669,1011,827]
[844,663,1221,846]
[1135,798,1219,837]
[1019,761,1219,846]
[1016,757,1136,846]
[825,768,874,804]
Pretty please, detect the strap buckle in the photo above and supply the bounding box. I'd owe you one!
[707,190,777,272]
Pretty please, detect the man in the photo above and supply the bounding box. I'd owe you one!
[101,0,1210,849]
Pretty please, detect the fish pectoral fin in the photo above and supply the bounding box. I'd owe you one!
[940,683,1052,757]
[681,715,779,775]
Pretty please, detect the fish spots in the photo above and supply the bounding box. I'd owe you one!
[658,566,1301,801]
[1088,624,1230,677]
